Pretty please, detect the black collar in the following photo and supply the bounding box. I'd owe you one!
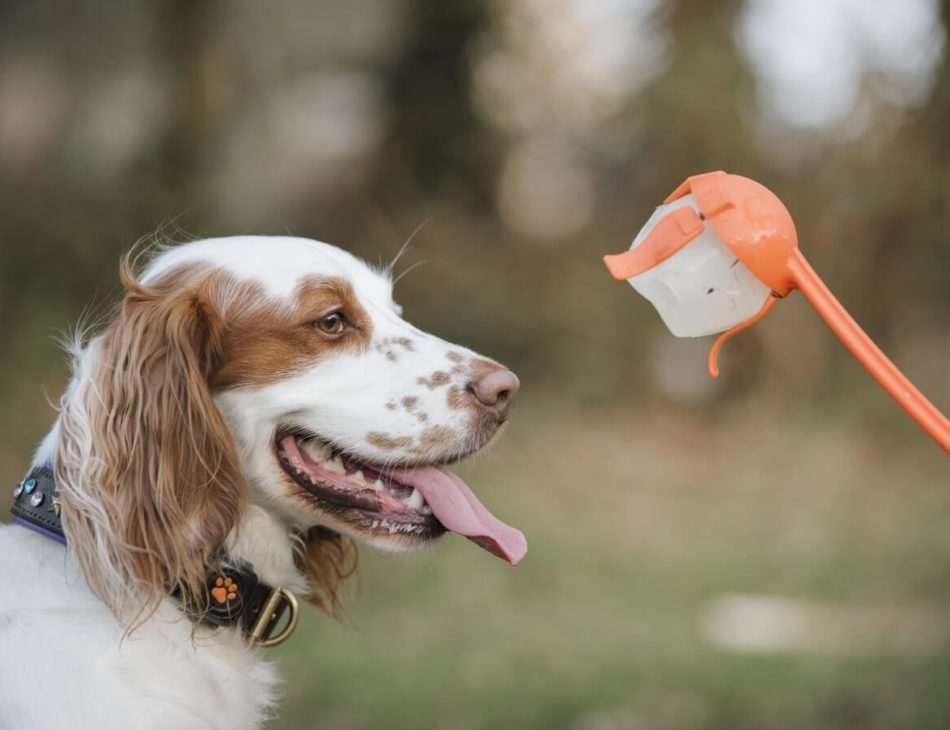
[11,466,299,647]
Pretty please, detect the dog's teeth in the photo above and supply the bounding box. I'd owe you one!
[421,505,432,515]
[369,479,384,491]
[354,470,368,484]
[405,488,424,510]
[300,440,331,461]
[325,457,345,474]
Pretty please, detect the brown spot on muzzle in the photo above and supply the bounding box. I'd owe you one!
[419,425,457,448]
[366,432,413,451]
[418,371,451,389]
[407,425,461,457]
[374,336,417,362]
[446,385,467,410]
[393,337,415,351]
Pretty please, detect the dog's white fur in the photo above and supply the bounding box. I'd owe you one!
[0,237,515,730]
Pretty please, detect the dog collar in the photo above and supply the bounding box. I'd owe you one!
[10,466,299,648]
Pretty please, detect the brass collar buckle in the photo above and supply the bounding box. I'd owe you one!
[248,587,300,648]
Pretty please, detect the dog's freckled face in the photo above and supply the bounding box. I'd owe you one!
[0,234,526,728]
[143,237,524,558]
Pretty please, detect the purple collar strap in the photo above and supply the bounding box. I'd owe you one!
[11,466,66,544]
[9,465,299,647]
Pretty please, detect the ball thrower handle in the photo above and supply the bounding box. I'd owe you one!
[787,250,950,454]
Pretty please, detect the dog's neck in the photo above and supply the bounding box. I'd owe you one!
[32,419,310,596]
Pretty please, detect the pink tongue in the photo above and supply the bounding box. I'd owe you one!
[390,465,527,565]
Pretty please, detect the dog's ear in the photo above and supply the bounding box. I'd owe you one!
[56,258,245,624]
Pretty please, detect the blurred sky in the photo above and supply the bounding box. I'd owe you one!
[739,0,945,132]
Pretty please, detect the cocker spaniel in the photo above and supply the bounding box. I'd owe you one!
[0,236,526,729]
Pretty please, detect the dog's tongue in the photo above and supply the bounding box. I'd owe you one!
[390,465,527,565]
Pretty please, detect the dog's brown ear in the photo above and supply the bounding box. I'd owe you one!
[294,526,358,616]
[57,258,245,624]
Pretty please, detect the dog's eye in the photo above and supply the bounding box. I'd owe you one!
[313,312,346,336]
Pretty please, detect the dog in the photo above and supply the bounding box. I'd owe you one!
[0,236,526,729]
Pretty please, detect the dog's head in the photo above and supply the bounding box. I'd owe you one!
[55,236,525,619]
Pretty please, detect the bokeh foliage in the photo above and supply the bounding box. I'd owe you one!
[1,1,949,728]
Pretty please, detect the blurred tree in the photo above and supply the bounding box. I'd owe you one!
[372,0,496,211]
[630,0,761,200]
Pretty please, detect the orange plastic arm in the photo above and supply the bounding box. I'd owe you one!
[788,251,950,454]
[707,295,777,378]
[603,206,705,281]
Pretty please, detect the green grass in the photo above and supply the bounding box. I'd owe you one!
[4,400,950,729]
[267,403,950,730]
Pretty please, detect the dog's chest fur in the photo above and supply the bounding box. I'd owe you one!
[0,526,281,730]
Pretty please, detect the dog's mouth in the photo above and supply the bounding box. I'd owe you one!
[275,431,527,565]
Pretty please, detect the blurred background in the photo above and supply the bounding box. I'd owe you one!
[2,0,950,727]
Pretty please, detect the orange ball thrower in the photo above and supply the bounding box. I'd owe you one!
[604,170,950,454]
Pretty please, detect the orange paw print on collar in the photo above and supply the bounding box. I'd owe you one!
[211,575,239,605]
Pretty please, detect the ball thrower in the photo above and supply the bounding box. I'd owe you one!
[603,171,950,454]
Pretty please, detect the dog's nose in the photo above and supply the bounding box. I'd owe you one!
[468,366,520,419]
